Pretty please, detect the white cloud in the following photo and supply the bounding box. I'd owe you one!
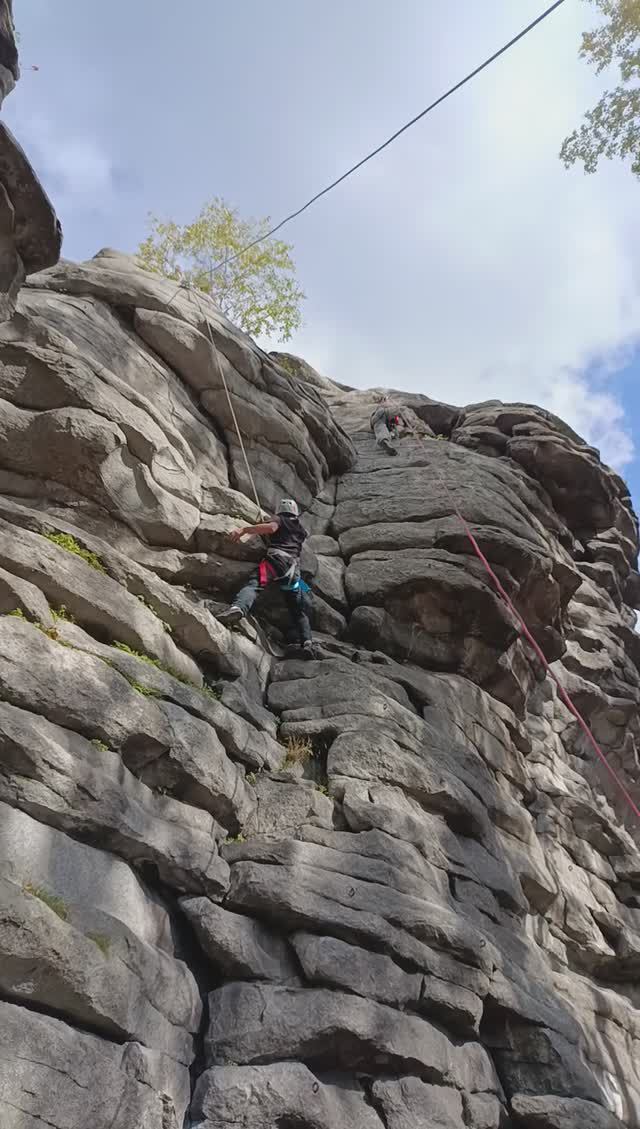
[8,112,116,210]
[283,2,640,472]
[6,0,639,475]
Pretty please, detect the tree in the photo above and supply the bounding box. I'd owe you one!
[136,198,305,341]
[561,0,640,176]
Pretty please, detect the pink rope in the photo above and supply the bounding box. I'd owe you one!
[434,463,640,821]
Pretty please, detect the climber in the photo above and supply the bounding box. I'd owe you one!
[370,396,432,455]
[217,499,317,658]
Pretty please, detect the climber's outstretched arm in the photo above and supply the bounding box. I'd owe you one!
[228,521,279,543]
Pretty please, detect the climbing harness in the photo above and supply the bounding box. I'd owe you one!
[258,550,306,591]
[425,446,640,822]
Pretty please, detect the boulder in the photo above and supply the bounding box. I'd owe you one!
[0,699,229,894]
[0,875,199,1063]
[192,1063,381,1129]
[291,932,482,1035]
[0,617,253,831]
[510,1094,625,1128]
[181,897,298,982]
[0,999,190,1128]
[0,800,173,948]
[371,1078,464,1129]
[204,983,498,1091]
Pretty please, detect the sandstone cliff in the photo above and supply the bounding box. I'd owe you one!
[0,248,639,1129]
[0,0,60,321]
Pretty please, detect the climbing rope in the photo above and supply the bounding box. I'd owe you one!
[201,315,264,518]
[425,446,640,821]
[163,279,265,517]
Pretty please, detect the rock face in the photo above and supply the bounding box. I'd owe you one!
[0,255,639,1129]
[0,1,61,321]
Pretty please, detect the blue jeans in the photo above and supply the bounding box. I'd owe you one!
[234,571,311,645]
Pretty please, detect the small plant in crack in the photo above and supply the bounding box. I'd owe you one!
[115,641,162,668]
[51,605,75,624]
[126,676,162,698]
[282,735,314,769]
[44,530,106,573]
[134,593,173,633]
[246,771,257,786]
[34,622,72,646]
[114,641,198,689]
[91,738,110,753]
[7,607,25,619]
[88,932,111,956]
[23,882,69,922]
[227,833,246,844]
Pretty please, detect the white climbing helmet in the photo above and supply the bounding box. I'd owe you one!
[277,498,299,517]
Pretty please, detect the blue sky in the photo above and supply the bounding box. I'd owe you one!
[7,0,640,506]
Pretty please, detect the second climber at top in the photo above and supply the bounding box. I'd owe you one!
[370,394,434,455]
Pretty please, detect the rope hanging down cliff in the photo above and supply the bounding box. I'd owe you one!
[429,455,640,822]
[164,278,265,517]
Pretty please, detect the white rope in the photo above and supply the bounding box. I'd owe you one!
[165,279,265,517]
[201,315,264,517]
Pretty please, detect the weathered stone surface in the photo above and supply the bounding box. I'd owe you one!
[371,1077,464,1128]
[0,807,202,1035]
[192,1063,381,1129]
[240,772,334,840]
[181,897,298,981]
[0,875,200,1063]
[53,618,281,769]
[0,999,190,1128]
[225,836,495,970]
[0,699,229,894]
[22,253,353,505]
[292,932,482,1035]
[270,656,415,711]
[0,260,638,1129]
[0,113,61,322]
[0,807,203,1071]
[293,930,422,1001]
[327,727,497,844]
[0,2,18,107]
[126,699,255,832]
[205,983,498,1091]
[0,515,200,676]
[225,856,491,995]
[510,1094,626,1129]
[0,494,269,686]
[0,562,54,624]
[0,123,62,273]
[464,1092,504,1129]
[491,1022,603,1104]
[0,800,174,948]
[0,617,253,831]
[134,307,347,510]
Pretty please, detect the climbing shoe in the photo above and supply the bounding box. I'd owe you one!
[302,640,319,661]
[217,605,244,626]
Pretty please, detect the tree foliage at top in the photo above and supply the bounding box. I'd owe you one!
[137,198,305,341]
[561,0,640,176]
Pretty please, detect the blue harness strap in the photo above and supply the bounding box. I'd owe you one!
[279,576,311,594]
